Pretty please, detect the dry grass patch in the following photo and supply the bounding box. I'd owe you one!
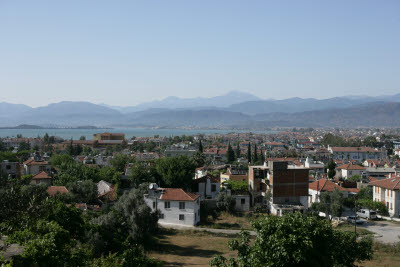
[361,242,400,267]
[148,229,236,267]
[198,211,260,230]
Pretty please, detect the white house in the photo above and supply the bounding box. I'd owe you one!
[309,178,359,205]
[328,146,385,162]
[370,177,400,218]
[336,163,366,179]
[144,184,201,226]
[192,174,220,200]
[23,158,51,176]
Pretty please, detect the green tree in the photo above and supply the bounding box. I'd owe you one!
[357,186,372,200]
[67,180,98,204]
[235,143,241,159]
[226,143,235,163]
[18,141,30,152]
[92,187,159,249]
[193,151,206,168]
[79,136,86,140]
[198,140,203,153]
[247,143,251,163]
[210,213,373,267]
[50,153,74,167]
[110,154,131,172]
[327,160,336,179]
[311,188,345,220]
[156,156,195,189]
[253,144,258,163]
[43,133,49,144]
[128,162,159,188]
[260,149,265,163]
[216,192,236,213]
[348,175,361,182]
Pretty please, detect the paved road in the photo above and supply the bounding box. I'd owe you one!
[358,220,400,244]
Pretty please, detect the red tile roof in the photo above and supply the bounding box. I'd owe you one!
[193,174,220,184]
[330,147,377,153]
[23,159,49,166]
[369,177,400,190]
[160,188,200,201]
[47,186,69,196]
[309,179,358,193]
[32,171,52,179]
[336,163,366,170]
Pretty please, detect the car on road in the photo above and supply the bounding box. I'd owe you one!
[357,209,377,220]
[347,216,364,224]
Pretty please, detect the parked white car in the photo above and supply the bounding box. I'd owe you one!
[357,209,377,220]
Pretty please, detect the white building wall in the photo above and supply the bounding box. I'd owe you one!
[144,197,200,226]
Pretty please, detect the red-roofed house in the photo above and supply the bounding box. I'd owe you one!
[47,186,69,197]
[336,163,366,179]
[309,178,359,204]
[30,171,53,185]
[328,146,385,161]
[23,158,51,176]
[192,174,220,200]
[370,177,400,217]
[144,184,200,226]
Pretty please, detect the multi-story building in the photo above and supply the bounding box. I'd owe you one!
[336,163,366,179]
[144,184,200,226]
[164,144,197,157]
[267,161,309,216]
[370,177,400,218]
[23,158,51,176]
[220,165,248,183]
[191,174,220,200]
[328,146,386,162]
[248,164,268,205]
[0,160,21,179]
[93,132,125,141]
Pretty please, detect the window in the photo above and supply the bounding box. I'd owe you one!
[6,165,11,170]
[211,184,216,192]
[179,214,184,221]
[241,198,245,205]
[179,202,185,209]
[159,213,164,219]
[390,203,393,210]
[39,166,46,172]
[152,201,156,209]
[164,201,170,209]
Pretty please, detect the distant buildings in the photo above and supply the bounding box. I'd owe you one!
[93,132,125,141]
[164,144,197,157]
[328,146,385,161]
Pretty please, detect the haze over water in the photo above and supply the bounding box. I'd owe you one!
[0,128,278,140]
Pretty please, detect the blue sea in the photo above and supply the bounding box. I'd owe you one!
[0,128,278,140]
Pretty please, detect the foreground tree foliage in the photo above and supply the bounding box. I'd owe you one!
[210,213,373,267]
[311,188,345,220]
[0,179,160,266]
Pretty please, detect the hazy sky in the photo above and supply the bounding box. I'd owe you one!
[0,0,399,107]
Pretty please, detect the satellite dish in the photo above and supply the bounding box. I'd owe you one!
[149,183,158,190]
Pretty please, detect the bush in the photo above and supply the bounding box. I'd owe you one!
[216,193,236,213]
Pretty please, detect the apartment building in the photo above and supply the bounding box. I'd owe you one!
[370,177,400,218]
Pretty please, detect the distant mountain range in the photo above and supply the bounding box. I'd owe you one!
[1,91,400,128]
